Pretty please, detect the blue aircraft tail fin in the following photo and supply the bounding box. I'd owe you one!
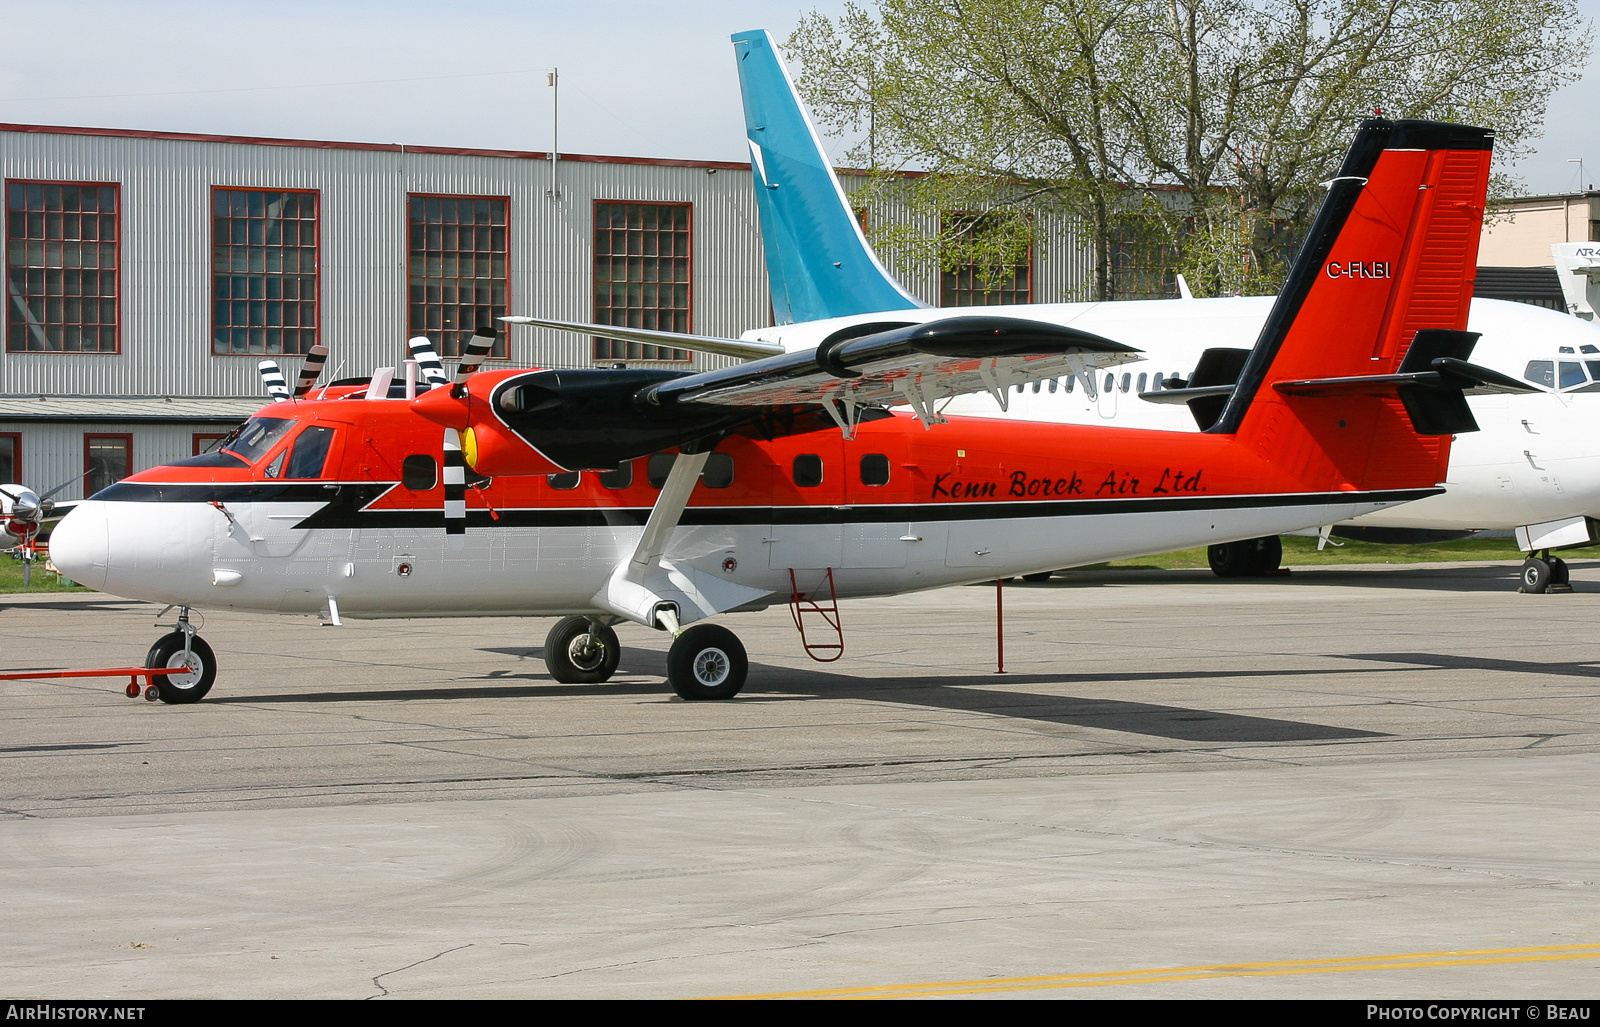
[731,29,926,324]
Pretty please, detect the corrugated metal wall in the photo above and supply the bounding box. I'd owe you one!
[1,130,770,399]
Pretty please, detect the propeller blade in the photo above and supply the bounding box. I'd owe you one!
[39,469,91,503]
[293,344,329,398]
[455,326,498,386]
[258,360,291,402]
[408,337,450,387]
[443,428,467,549]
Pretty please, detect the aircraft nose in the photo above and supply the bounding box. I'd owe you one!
[48,502,109,590]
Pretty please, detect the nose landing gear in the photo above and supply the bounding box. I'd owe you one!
[1520,551,1572,595]
[144,607,217,704]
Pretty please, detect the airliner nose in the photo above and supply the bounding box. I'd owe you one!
[48,502,109,590]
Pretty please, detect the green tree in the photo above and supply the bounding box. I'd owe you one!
[787,0,1591,300]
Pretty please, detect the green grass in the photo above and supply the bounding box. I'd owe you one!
[0,553,92,593]
[1102,535,1527,571]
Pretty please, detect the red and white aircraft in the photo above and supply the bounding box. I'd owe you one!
[50,117,1506,703]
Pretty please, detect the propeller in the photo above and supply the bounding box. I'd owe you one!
[257,360,291,402]
[454,326,498,392]
[293,344,329,398]
[408,337,450,388]
[442,429,466,549]
[2,483,46,586]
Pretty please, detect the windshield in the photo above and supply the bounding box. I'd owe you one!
[222,417,296,464]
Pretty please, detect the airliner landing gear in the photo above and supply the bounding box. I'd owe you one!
[666,624,748,700]
[1208,536,1282,577]
[544,616,621,683]
[1520,551,1572,594]
[144,608,216,704]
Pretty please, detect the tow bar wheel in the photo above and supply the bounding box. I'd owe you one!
[667,623,748,701]
[144,632,217,704]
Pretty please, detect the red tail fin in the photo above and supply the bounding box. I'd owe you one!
[1216,120,1493,493]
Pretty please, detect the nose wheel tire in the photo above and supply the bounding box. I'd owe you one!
[544,616,622,684]
[144,631,217,704]
[666,624,748,701]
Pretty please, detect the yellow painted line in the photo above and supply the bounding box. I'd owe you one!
[706,942,1600,1000]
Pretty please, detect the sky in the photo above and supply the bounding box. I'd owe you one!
[2,0,1598,195]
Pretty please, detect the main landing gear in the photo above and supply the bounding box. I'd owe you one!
[543,615,750,699]
[144,607,217,704]
[1519,550,1572,595]
[1208,536,1282,578]
[543,616,622,683]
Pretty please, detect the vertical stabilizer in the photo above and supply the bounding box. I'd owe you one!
[731,29,925,324]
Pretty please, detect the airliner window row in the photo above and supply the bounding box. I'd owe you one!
[1012,372,1181,396]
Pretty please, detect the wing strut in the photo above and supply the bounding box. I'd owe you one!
[590,448,773,634]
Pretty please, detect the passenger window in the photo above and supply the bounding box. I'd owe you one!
[285,426,336,478]
[1137,373,1147,392]
[1047,377,1057,393]
[1120,373,1131,393]
[1064,375,1075,393]
[1031,379,1041,393]
[1561,362,1585,389]
[647,453,675,488]
[1525,360,1555,387]
[793,454,823,487]
[702,453,734,488]
[1104,373,1114,392]
[402,454,438,491]
[599,461,633,490]
[547,471,580,490]
[860,453,890,486]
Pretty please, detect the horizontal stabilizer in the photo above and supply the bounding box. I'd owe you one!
[501,315,785,361]
[1138,384,1234,405]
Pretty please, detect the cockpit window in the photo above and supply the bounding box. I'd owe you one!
[1525,361,1555,388]
[223,417,295,463]
[285,426,336,478]
[1561,362,1587,390]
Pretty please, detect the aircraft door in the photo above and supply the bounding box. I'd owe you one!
[767,437,845,569]
[1097,370,1119,419]
[841,431,909,569]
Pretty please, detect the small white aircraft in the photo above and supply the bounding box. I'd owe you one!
[47,106,1503,703]
[664,29,1600,593]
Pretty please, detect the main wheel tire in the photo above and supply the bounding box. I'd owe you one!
[145,631,217,704]
[1253,535,1283,575]
[1208,542,1251,577]
[1522,558,1553,594]
[543,616,621,684]
[666,624,748,701]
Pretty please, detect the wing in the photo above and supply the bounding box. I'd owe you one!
[643,315,1139,431]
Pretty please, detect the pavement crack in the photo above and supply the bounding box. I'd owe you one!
[368,943,473,999]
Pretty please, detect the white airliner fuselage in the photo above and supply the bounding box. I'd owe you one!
[744,295,1600,536]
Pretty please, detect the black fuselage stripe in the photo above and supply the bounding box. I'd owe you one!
[85,482,1440,529]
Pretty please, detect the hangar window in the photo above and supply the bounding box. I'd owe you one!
[84,434,131,498]
[192,433,226,455]
[407,194,510,359]
[599,461,633,490]
[0,434,17,483]
[5,181,120,353]
[939,214,1031,307]
[592,202,692,362]
[212,187,319,355]
[402,454,438,491]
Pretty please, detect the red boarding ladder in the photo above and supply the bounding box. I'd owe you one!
[788,568,844,662]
